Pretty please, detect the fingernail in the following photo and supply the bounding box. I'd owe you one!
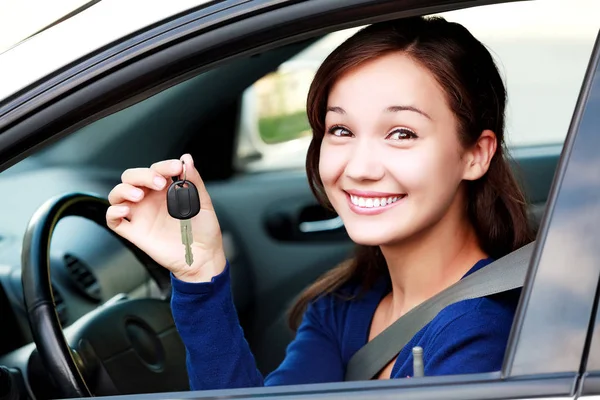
[117,206,129,214]
[131,188,143,199]
[154,176,166,189]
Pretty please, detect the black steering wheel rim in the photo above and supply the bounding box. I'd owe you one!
[21,192,173,398]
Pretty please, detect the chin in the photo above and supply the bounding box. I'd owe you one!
[345,227,399,247]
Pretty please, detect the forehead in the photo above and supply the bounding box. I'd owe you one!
[327,52,447,114]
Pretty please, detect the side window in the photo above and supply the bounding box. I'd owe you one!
[234,28,361,171]
[235,0,600,172]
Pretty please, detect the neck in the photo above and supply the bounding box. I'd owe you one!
[379,201,487,321]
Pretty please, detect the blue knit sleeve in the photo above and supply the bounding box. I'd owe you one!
[170,261,344,391]
[170,261,263,390]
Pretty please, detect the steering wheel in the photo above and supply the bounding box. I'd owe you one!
[21,192,189,398]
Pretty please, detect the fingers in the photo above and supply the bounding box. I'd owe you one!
[108,183,146,205]
[121,167,169,191]
[106,203,132,232]
[150,159,185,180]
[111,153,213,213]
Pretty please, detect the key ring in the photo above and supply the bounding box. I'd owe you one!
[171,160,187,186]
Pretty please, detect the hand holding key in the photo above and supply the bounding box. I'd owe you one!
[106,154,227,283]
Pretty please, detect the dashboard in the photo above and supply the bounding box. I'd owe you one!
[0,166,159,358]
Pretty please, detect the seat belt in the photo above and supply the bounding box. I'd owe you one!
[344,241,534,381]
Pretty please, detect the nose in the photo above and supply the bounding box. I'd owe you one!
[344,138,385,182]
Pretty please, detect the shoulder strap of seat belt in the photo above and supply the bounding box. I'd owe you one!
[344,241,534,381]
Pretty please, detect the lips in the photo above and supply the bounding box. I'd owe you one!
[344,190,407,215]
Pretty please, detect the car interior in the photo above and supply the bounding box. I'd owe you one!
[0,1,597,399]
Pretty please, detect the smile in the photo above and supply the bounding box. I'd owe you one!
[344,191,407,215]
[349,195,403,208]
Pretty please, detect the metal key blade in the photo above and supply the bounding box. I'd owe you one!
[185,222,194,266]
[180,219,194,266]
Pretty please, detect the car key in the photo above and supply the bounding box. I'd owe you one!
[167,161,201,266]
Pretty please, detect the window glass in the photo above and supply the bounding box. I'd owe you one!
[236,0,600,172]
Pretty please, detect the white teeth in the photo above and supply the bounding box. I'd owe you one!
[349,194,403,208]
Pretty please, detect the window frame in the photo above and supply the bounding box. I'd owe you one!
[0,0,598,399]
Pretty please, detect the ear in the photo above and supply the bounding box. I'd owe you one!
[462,130,497,181]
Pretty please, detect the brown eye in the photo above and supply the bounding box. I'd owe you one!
[328,126,352,137]
[387,128,418,140]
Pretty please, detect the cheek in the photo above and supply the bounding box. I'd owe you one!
[318,141,346,189]
[388,143,463,194]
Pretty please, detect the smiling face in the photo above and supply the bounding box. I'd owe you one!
[319,52,476,246]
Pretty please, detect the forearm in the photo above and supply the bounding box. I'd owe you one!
[170,262,264,390]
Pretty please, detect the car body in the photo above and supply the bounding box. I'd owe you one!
[0,0,599,399]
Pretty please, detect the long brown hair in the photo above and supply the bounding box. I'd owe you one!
[288,16,534,330]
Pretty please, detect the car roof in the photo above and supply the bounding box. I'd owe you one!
[0,0,213,102]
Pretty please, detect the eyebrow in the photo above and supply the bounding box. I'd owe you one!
[326,106,346,114]
[385,105,432,120]
[326,105,432,120]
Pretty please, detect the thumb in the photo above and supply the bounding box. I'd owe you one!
[179,153,214,211]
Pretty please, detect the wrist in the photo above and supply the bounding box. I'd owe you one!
[173,248,227,283]
[170,260,230,295]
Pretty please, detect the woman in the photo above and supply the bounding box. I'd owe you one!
[106,16,533,390]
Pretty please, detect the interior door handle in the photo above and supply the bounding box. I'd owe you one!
[299,215,344,233]
[265,204,347,241]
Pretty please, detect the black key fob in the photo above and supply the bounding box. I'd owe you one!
[167,180,201,219]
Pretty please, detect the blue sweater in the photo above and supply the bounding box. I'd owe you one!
[170,258,520,390]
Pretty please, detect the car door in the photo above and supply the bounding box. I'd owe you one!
[0,0,599,400]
